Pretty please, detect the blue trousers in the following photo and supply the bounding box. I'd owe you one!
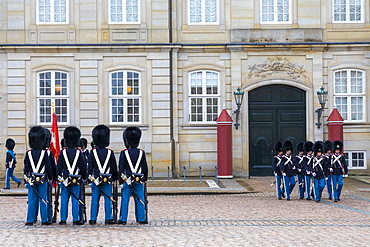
[120,183,145,222]
[304,176,312,199]
[297,174,305,198]
[325,175,333,198]
[275,175,285,198]
[90,183,113,221]
[283,175,296,199]
[313,178,325,201]
[5,167,20,189]
[60,183,81,222]
[26,182,48,223]
[332,175,344,200]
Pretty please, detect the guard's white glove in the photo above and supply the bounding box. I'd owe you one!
[273,172,277,176]
[292,166,296,170]
[282,172,286,176]
[306,171,311,175]
[312,172,316,177]
[343,174,348,178]
[325,177,328,181]
[329,168,333,172]
[298,169,302,172]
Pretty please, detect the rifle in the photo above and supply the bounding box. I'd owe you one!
[24,175,49,205]
[144,181,148,223]
[52,185,60,223]
[48,182,53,223]
[121,174,145,205]
[80,181,87,223]
[112,180,118,223]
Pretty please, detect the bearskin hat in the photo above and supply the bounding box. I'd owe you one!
[60,138,65,149]
[28,126,47,150]
[274,141,283,153]
[79,138,88,149]
[92,125,110,148]
[283,140,293,153]
[42,128,51,150]
[304,141,314,155]
[323,140,333,154]
[5,138,16,150]
[123,126,142,148]
[333,140,343,153]
[296,142,304,153]
[63,126,81,148]
[313,141,323,156]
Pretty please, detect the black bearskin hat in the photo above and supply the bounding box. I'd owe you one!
[63,126,81,148]
[60,138,65,149]
[304,141,314,155]
[333,140,343,153]
[79,138,88,149]
[123,126,142,148]
[92,125,110,148]
[323,140,333,153]
[5,138,16,150]
[283,140,293,153]
[28,126,47,150]
[42,128,51,150]
[313,141,323,156]
[274,141,283,153]
[296,142,304,153]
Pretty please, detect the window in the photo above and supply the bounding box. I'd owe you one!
[333,0,363,23]
[109,0,140,24]
[344,151,366,169]
[110,71,141,124]
[188,0,218,24]
[189,70,220,123]
[37,71,69,124]
[334,69,365,122]
[37,0,68,24]
[261,0,290,23]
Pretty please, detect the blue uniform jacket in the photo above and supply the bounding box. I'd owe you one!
[56,148,87,180]
[303,155,313,176]
[280,154,296,177]
[24,149,53,182]
[309,156,329,180]
[331,154,348,176]
[6,150,17,168]
[88,148,118,180]
[119,148,148,182]
[272,155,283,175]
[293,155,304,175]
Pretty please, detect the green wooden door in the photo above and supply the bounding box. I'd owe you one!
[249,84,306,176]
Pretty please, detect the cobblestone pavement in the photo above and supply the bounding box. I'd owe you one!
[1,177,370,246]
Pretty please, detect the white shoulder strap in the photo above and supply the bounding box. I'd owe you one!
[63,149,80,175]
[124,149,143,174]
[93,149,112,174]
[28,150,46,173]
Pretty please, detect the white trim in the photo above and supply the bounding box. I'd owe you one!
[217,175,233,178]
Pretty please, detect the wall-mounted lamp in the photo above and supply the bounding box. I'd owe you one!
[233,87,244,129]
[315,87,328,129]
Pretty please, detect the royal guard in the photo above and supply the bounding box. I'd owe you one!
[303,141,314,200]
[88,125,118,225]
[323,140,334,200]
[272,141,285,200]
[79,138,89,163]
[118,126,148,224]
[331,140,348,202]
[280,140,296,201]
[309,141,329,203]
[56,126,87,225]
[4,138,21,189]
[294,142,305,199]
[24,126,53,226]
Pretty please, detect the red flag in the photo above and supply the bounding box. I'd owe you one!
[50,112,60,161]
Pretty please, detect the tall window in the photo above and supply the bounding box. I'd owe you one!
[109,0,140,24]
[189,70,220,123]
[110,71,141,124]
[37,0,68,24]
[188,0,218,24]
[334,69,365,122]
[261,0,290,23]
[333,0,363,23]
[344,151,366,169]
[37,71,69,124]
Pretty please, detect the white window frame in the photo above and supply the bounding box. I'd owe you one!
[260,0,291,24]
[36,0,69,24]
[188,70,220,124]
[109,0,141,24]
[188,0,219,25]
[344,151,367,169]
[37,71,69,125]
[109,70,142,124]
[333,69,366,123]
[332,0,364,23]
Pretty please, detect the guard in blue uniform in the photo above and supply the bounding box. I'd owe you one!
[24,126,53,226]
[294,142,305,199]
[323,140,334,200]
[331,140,348,202]
[272,141,285,200]
[303,141,314,200]
[56,126,86,225]
[280,140,296,201]
[118,126,148,224]
[4,138,21,189]
[309,141,329,203]
[88,125,118,225]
